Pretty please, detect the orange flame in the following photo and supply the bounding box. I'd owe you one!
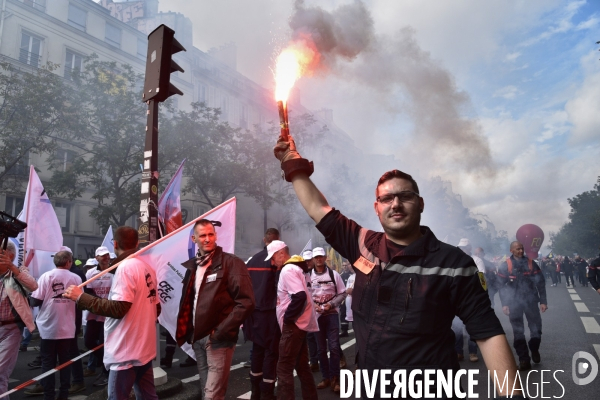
[274,38,319,103]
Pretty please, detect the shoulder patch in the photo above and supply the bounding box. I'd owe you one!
[478,272,488,291]
[355,256,375,275]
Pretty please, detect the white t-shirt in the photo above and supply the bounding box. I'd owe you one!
[193,263,209,325]
[103,258,158,370]
[85,267,114,322]
[472,255,485,273]
[345,273,356,322]
[276,263,318,332]
[309,268,346,317]
[31,268,82,340]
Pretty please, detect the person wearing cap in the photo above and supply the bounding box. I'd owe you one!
[242,228,281,400]
[266,240,318,399]
[301,249,320,371]
[497,241,547,371]
[0,241,37,397]
[273,135,522,398]
[82,246,114,386]
[309,246,346,392]
[175,219,254,400]
[452,239,485,363]
[28,250,82,400]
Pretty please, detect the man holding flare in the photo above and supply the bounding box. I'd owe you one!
[272,130,525,399]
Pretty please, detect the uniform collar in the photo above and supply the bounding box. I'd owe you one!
[376,226,439,263]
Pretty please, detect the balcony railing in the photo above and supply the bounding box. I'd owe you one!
[18,49,42,68]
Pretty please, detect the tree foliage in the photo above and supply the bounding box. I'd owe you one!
[47,56,148,229]
[550,178,600,258]
[0,62,71,191]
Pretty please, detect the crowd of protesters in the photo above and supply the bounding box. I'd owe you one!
[2,223,600,400]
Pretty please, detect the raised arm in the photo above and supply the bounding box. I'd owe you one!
[274,133,331,224]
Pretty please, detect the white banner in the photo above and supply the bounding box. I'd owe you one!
[102,226,115,254]
[135,197,237,359]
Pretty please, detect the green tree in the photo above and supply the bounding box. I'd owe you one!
[0,62,71,192]
[47,57,149,230]
[550,178,600,258]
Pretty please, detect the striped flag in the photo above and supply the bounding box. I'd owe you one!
[158,160,185,235]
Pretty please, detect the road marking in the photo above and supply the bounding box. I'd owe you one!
[594,344,600,360]
[182,362,246,383]
[580,317,600,334]
[570,294,581,301]
[568,289,577,293]
[574,302,590,313]
[8,379,18,383]
[237,336,357,398]
[70,396,86,400]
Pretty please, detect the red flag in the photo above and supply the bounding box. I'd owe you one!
[158,160,185,234]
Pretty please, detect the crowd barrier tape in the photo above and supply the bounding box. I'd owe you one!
[0,343,105,398]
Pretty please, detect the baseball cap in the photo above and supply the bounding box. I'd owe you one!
[265,240,287,261]
[85,258,98,266]
[457,238,470,247]
[74,260,82,266]
[302,250,313,260]
[60,246,73,254]
[95,246,110,257]
[312,247,326,257]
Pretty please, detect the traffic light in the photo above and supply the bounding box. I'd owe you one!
[143,24,186,103]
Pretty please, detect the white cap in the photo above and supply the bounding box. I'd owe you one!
[457,238,470,248]
[302,250,313,260]
[85,258,98,266]
[265,240,287,261]
[312,247,326,257]
[60,246,72,254]
[95,246,110,257]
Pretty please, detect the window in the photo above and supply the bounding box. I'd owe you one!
[196,84,206,102]
[137,38,147,59]
[67,4,86,31]
[64,50,83,80]
[220,95,229,121]
[4,196,24,216]
[105,24,121,48]
[6,152,30,176]
[22,0,46,12]
[54,149,76,171]
[240,104,248,129]
[54,202,71,232]
[19,31,42,67]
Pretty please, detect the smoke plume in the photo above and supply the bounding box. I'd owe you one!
[289,0,496,178]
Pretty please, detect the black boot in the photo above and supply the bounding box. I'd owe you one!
[260,381,276,400]
[250,374,262,400]
[161,345,176,368]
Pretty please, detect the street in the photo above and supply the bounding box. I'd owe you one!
[7,282,600,399]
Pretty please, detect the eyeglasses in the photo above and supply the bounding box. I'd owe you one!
[376,191,420,205]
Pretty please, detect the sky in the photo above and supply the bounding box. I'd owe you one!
[157,0,600,246]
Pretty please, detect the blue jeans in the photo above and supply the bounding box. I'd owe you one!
[452,317,478,356]
[21,326,33,347]
[107,361,158,400]
[193,336,236,400]
[307,332,319,365]
[315,313,341,380]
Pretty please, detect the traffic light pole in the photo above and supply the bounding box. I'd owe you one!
[139,99,159,245]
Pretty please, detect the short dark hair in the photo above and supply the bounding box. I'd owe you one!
[265,228,280,239]
[114,226,138,251]
[376,169,420,197]
[54,251,73,267]
[193,219,215,232]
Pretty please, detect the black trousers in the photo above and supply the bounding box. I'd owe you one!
[508,301,542,363]
[339,303,349,333]
[85,320,107,373]
[41,338,71,400]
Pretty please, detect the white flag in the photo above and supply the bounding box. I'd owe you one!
[135,197,237,359]
[22,166,63,272]
[102,226,115,254]
[301,238,312,253]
